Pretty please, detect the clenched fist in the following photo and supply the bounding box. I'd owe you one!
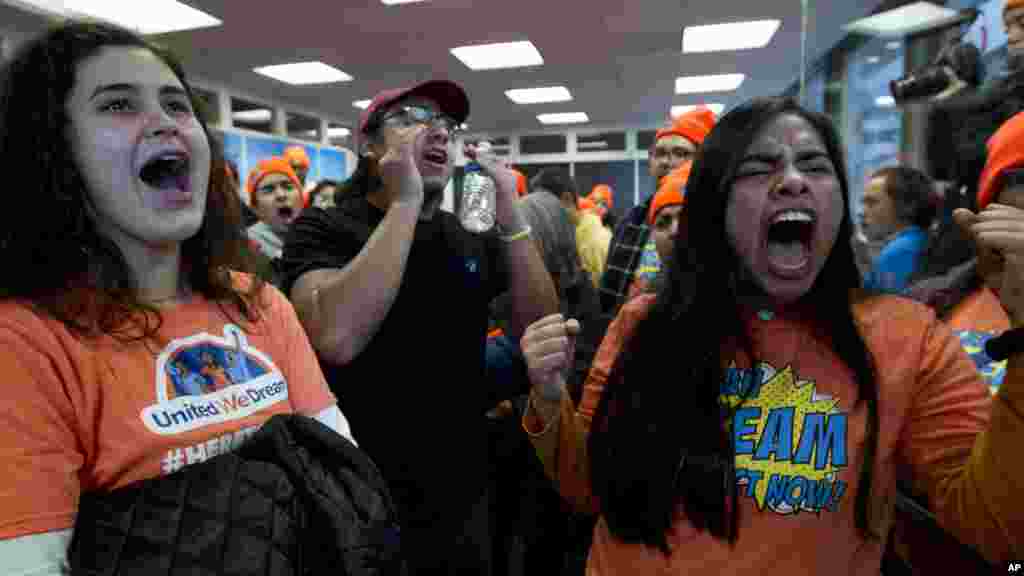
[955,203,1024,327]
[377,125,426,208]
[521,314,580,402]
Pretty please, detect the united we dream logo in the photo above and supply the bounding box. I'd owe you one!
[141,324,289,435]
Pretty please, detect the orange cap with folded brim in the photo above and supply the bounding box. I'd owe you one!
[246,157,303,205]
[590,184,614,211]
[1007,0,1024,12]
[648,162,692,225]
[978,111,1024,210]
[284,146,310,168]
[655,107,716,147]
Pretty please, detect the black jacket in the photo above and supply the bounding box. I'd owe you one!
[68,415,404,576]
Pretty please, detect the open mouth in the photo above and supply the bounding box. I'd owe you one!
[765,210,815,274]
[423,149,448,166]
[139,151,191,192]
[277,206,295,220]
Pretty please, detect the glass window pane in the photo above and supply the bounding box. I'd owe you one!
[574,161,635,215]
[845,38,904,226]
[287,112,320,142]
[520,133,567,155]
[637,130,657,151]
[231,97,273,134]
[577,131,626,152]
[327,122,351,147]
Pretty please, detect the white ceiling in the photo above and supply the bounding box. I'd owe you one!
[2,0,883,133]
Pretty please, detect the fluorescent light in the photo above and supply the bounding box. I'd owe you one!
[577,141,608,150]
[451,41,544,71]
[381,0,428,3]
[887,41,902,50]
[867,56,880,64]
[537,112,589,125]
[672,103,725,117]
[682,19,781,53]
[253,62,352,85]
[505,86,572,104]
[11,0,222,34]
[675,74,745,94]
[875,95,896,107]
[844,2,958,37]
[328,127,351,137]
[353,100,372,109]
[233,109,272,122]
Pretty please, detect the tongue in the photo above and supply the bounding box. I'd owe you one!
[767,239,809,270]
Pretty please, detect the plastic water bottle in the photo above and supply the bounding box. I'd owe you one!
[459,141,496,234]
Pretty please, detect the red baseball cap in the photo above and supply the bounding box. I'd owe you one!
[358,79,470,134]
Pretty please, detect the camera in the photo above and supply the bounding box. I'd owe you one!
[890,66,955,103]
[889,8,981,104]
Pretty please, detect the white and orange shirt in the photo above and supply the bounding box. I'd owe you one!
[0,276,340,539]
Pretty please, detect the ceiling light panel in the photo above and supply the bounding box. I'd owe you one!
[451,41,544,71]
[682,19,781,53]
[253,62,352,85]
[11,0,222,34]
[537,112,589,125]
[506,86,572,104]
[675,74,745,94]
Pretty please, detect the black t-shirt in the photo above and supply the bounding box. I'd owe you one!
[278,195,508,529]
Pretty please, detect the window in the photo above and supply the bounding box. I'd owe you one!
[637,130,657,151]
[844,37,904,225]
[516,163,571,191]
[577,131,626,152]
[489,136,511,156]
[287,112,320,142]
[520,133,567,155]
[327,122,351,147]
[574,161,635,214]
[466,135,511,156]
[230,97,273,134]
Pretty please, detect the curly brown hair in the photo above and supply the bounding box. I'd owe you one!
[0,21,266,341]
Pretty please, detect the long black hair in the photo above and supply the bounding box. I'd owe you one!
[0,21,264,340]
[588,97,880,552]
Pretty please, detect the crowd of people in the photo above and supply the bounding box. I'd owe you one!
[0,10,1022,576]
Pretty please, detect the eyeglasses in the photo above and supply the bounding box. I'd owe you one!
[379,105,462,135]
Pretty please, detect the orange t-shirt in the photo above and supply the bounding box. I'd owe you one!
[526,294,1022,573]
[0,276,337,539]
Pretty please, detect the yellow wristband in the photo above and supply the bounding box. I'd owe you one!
[499,225,532,242]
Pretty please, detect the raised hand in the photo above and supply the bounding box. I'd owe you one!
[955,204,1024,326]
[377,124,426,207]
[464,140,518,202]
[521,313,580,402]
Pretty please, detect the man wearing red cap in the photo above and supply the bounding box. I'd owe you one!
[277,80,556,574]
[599,107,715,321]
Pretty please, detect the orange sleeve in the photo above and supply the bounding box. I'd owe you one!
[0,321,85,540]
[901,316,1023,564]
[266,284,337,416]
[523,295,655,515]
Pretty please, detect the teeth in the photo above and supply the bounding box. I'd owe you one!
[772,210,813,224]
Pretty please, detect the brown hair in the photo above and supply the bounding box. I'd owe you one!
[0,21,266,341]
